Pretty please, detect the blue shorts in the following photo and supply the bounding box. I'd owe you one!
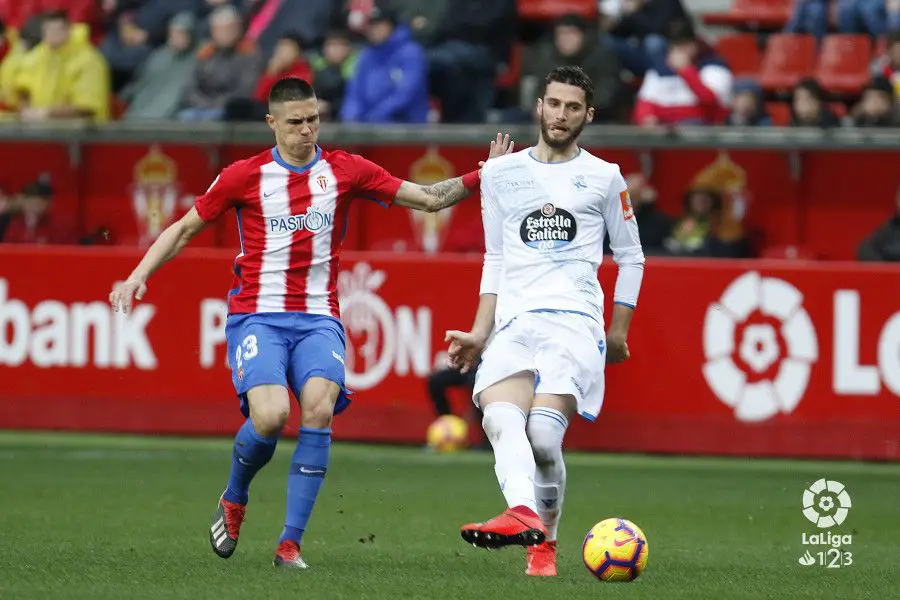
[225,312,351,418]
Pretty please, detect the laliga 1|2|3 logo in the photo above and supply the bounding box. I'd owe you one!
[797,478,853,569]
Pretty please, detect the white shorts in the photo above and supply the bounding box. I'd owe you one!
[472,310,607,422]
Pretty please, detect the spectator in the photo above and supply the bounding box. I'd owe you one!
[427,0,516,123]
[392,0,447,46]
[224,33,313,122]
[522,14,621,122]
[0,175,73,245]
[633,20,732,126]
[790,78,840,128]
[606,0,689,76]
[858,185,900,261]
[836,0,894,37]
[340,7,428,124]
[253,34,313,104]
[664,188,721,256]
[250,0,335,60]
[784,0,830,40]
[121,12,197,121]
[850,77,899,127]
[311,29,358,121]
[15,10,110,123]
[725,79,772,127]
[0,15,42,113]
[99,7,153,92]
[870,31,900,101]
[178,5,262,122]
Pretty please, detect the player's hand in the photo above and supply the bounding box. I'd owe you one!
[445,330,487,374]
[487,132,514,161]
[109,278,147,313]
[606,334,630,364]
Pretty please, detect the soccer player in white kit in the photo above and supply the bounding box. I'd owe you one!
[447,66,646,577]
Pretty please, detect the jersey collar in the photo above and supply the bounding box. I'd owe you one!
[272,145,322,174]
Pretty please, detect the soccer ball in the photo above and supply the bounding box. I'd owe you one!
[426,415,469,452]
[582,518,649,582]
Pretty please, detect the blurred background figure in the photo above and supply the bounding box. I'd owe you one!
[849,77,899,127]
[725,78,772,127]
[520,14,621,123]
[120,11,196,121]
[858,185,900,261]
[340,6,428,124]
[790,78,840,128]
[15,10,110,123]
[178,5,261,122]
[0,174,72,245]
[633,19,732,126]
[310,29,357,121]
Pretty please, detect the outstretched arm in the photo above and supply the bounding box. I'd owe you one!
[109,208,206,313]
[393,133,513,212]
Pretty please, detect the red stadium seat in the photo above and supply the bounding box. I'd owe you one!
[828,101,848,118]
[874,36,888,58]
[815,35,873,94]
[759,34,817,93]
[703,0,793,29]
[715,34,762,77]
[765,101,791,126]
[516,0,597,21]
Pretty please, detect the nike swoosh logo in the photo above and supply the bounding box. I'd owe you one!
[614,537,636,547]
[237,457,251,466]
[263,191,277,198]
[299,467,325,475]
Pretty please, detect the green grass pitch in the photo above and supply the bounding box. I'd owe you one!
[0,431,895,599]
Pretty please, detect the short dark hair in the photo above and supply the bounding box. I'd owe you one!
[43,10,69,23]
[544,66,594,107]
[268,77,316,105]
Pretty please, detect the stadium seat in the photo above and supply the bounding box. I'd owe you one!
[828,102,848,118]
[703,0,793,29]
[759,34,817,93]
[715,34,762,77]
[516,0,597,21]
[815,35,873,94]
[765,101,791,126]
[874,36,888,58]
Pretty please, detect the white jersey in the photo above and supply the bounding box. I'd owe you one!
[479,147,645,331]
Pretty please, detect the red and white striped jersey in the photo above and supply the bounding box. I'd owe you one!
[195,146,402,316]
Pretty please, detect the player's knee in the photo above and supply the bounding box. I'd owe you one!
[248,387,291,436]
[527,423,562,466]
[251,403,290,437]
[301,397,333,429]
[299,378,340,429]
[481,401,526,442]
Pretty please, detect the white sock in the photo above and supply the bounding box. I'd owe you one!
[482,402,538,513]
[527,407,568,541]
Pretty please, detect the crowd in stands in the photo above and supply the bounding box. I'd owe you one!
[0,0,897,127]
[0,0,899,261]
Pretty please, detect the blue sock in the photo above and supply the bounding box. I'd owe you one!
[223,419,279,505]
[280,427,331,545]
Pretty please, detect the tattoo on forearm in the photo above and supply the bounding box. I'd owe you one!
[422,177,467,211]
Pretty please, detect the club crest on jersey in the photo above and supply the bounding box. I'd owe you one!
[572,175,587,190]
[269,206,333,234]
[520,203,577,249]
[316,175,328,192]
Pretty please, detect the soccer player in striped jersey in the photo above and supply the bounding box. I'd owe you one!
[109,77,512,569]
[446,66,645,577]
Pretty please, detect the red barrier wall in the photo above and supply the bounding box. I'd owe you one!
[2,142,898,260]
[2,246,899,459]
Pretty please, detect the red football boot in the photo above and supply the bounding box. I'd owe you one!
[526,540,558,576]
[461,505,547,549]
[273,540,309,570]
[209,494,247,559]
